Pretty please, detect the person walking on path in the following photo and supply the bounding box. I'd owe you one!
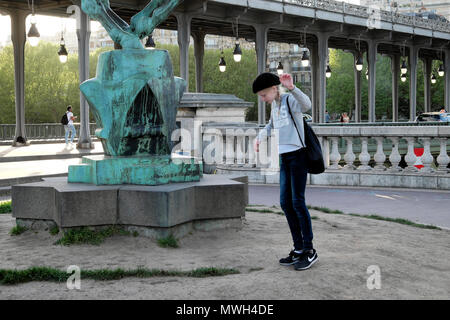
[253,72,318,271]
[64,105,77,145]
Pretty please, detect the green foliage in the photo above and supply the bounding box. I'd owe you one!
[157,234,179,248]
[0,266,240,285]
[0,201,12,214]
[54,226,131,246]
[9,225,27,236]
[0,43,112,124]
[0,42,445,124]
[49,225,59,236]
[326,49,445,121]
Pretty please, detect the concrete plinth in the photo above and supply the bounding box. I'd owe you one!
[12,174,247,239]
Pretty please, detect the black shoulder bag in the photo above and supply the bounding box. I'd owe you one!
[285,96,325,174]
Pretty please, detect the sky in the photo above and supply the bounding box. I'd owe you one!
[0,14,102,46]
[0,0,361,46]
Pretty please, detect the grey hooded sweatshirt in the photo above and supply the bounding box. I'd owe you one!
[257,87,312,154]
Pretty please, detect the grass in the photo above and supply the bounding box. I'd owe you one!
[9,225,27,236]
[246,207,318,220]
[246,208,278,214]
[54,226,132,246]
[157,235,179,248]
[49,226,59,236]
[348,213,441,230]
[308,205,441,230]
[0,266,240,285]
[0,200,11,214]
[247,204,440,230]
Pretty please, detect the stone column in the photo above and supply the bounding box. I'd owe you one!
[444,49,450,111]
[388,137,402,172]
[419,137,434,173]
[328,137,341,169]
[408,46,420,121]
[309,43,319,123]
[403,137,418,172]
[353,51,362,123]
[367,40,378,122]
[68,5,93,149]
[254,24,268,125]
[390,54,400,122]
[357,137,371,171]
[422,57,432,113]
[343,137,356,170]
[436,138,450,173]
[10,10,28,146]
[176,13,192,92]
[192,31,205,93]
[317,32,329,123]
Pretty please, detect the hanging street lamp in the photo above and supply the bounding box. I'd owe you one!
[58,35,68,63]
[219,51,226,72]
[233,42,242,62]
[27,0,40,47]
[326,65,332,78]
[277,61,284,75]
[233,18,242,62]
[301,50,310,67]
[400,59,408,74]
[145,35,156,49]
[438,64,444,77]
[401,73,407,82]
[355,53,363,71]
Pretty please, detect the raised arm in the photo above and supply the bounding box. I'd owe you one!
[279,73,311,113]
[81,0,143,49]
[129,0,182,39]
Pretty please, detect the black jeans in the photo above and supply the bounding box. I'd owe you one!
[280,148,314,251]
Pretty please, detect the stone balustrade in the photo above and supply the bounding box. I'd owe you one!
[202,123,450,188]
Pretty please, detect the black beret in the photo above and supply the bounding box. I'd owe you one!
[252,72,281,94]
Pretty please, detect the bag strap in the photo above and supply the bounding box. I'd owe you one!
[285,95,306,148]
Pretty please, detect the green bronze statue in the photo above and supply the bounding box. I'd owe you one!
[80,0,183,156]
[68,0,202,185]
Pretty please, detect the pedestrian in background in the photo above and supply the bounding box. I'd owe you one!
[65,105,77,145]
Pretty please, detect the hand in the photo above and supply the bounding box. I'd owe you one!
[254,139,260,153]
[279,73,295,91]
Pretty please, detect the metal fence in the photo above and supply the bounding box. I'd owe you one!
[0,123,98,141]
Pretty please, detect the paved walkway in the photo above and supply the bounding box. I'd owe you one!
[0,141,104,162]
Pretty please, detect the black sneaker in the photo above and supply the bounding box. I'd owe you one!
[279,249,304,266]
[294,249,318,270]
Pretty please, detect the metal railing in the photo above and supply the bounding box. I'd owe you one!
[0,123,98,141]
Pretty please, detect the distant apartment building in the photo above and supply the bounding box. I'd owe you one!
[360,0,450,20]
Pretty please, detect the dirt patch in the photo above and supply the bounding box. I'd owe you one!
[0,208,449,299]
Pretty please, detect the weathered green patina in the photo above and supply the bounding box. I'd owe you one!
[68,0,202,185]
[69,155,202,185]
[81,49,185,156]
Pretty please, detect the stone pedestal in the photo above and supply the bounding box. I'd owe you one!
[68,154,202,185]
[12,175,248,239]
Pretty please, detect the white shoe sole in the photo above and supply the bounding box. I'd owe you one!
[294,257,318,270]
